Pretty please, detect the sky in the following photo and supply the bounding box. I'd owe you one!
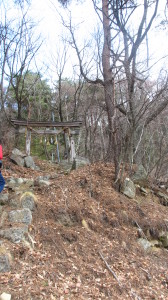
[28,0,168,82]
[27,0,99,84]
[2,0,168,85]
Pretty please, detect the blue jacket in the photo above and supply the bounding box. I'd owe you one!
[0,171,5,192]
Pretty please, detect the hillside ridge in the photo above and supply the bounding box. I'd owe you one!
[0,158,168,299]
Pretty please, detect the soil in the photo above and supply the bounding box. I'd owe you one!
[0,157,168,299]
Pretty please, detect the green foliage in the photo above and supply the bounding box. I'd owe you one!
[8,71,53,120]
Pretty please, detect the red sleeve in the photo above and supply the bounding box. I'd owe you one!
[0,145,3,159]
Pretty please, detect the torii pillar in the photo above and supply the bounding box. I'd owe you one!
[70,137,76,161]
[26,129,31,156]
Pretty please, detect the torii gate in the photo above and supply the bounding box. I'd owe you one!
[11,119,82,162]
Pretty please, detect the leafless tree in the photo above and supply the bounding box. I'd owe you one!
[58,0,163,181]
[7,15,42,119]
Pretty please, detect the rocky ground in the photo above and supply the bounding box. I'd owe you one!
[0,157,168,299]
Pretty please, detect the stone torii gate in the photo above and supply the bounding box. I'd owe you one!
[11,119,82,161]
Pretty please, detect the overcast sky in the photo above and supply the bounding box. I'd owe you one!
[29,0,168,82]
[28,0,98,84]
[2,0,168,85]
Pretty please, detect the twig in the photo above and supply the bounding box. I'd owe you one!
[130,289,142,300]
[88,163,93,198]
[99,251,122,287]
[135,221,148,240]
[140,267,152,281]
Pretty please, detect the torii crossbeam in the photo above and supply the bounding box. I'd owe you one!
[11,119,82,160]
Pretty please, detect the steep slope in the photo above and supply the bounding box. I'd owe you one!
[0,159,168,299]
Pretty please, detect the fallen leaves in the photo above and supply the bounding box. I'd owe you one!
[1,160,168,299]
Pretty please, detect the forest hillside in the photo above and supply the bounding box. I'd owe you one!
[0,156,168,299]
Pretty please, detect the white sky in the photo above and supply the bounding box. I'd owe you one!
[2,0,168,85]
[27,0,99,85]
[29,0,168,83]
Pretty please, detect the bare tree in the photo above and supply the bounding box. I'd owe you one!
[7,14,42,119]
[57,0,162,180]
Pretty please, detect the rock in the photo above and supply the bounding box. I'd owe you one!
[132,165,148,186]
[24,156,36,170]
[35,175,50,181]
[138,238,152,250]
[0,194,9,205]
[122,178,136,199]
[0,211,8,227]
[10,150,36,169]
[140,187,148,195]
[9,191,35,209]
[159,231,168,247]
[38,179,50,186]
[0,292,11,300]
[0,226,28,243]
[0,246,11,272]
[8,208,32,225]
[20,192,36,211]
[157,192,168,206]
[9,195,21,208]
[10,154,25,167]
[15,178,24,184]
[7,177,29,188]
[150,240,162,247]
[11,148,26,157]
[34,175,51,187]
[10,179,34,192]
[6,178,17,190]
[35,165,40,171]
[75,157,90,168]
[23,179,34,188]
[157,191,168,200]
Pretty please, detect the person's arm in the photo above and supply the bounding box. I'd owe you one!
[0,145,3,160]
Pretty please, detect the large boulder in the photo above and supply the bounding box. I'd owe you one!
[24,156,36,170]
[11,148,26,157]
[10,154,25,167]
[131,165,148,186]
[8,208,32,225]
[10,149,36,170]
[9,191,36,210]
[121,177,136,199]
[20,192,36,211]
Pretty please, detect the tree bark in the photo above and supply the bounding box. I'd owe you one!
[102,0,119,178]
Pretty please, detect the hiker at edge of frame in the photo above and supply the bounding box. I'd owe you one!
[0,142,5,193]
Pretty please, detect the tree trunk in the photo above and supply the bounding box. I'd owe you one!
[102,0,119,179]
